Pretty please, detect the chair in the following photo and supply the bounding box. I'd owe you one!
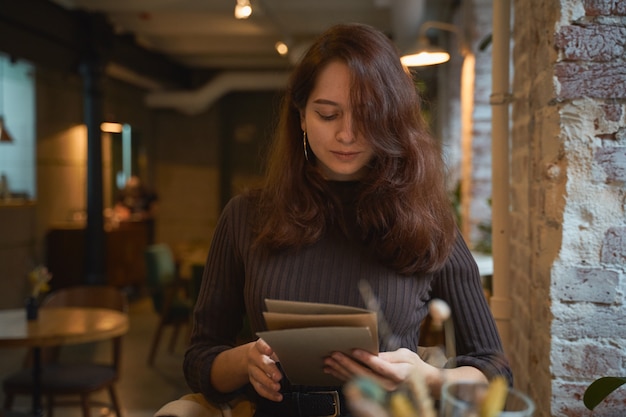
[145,243,195,366]
[2,285,128,417]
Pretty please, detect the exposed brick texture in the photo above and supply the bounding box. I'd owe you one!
[595,146,626,182]
[554,267,620,304]
[584,0,626,16]
[553,380,626,417]
[601,226,626,264]
[552,339,624,376]
[555,62,626,100]
[513,0,626,416]
[555,25,626,61]
[552,302,626,340]
[600,103,623,122]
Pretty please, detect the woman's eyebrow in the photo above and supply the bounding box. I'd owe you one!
[312,98,340,106]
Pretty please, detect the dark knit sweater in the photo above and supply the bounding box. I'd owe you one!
[184,184,512,404]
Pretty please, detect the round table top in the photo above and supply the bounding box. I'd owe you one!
[0,306,129,348]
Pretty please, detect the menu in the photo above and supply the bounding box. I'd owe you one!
[257,299,379,386]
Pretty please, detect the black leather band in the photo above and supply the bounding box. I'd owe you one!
[256,391,342,417]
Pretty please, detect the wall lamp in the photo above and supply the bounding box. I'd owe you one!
[400,21,462,67]
[234,0,252,20]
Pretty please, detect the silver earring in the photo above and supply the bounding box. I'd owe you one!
[303,131,308,161]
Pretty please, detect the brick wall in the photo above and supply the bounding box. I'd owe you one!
[512,0,626,416]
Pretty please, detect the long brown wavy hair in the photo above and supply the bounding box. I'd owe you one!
[251,23,456,275]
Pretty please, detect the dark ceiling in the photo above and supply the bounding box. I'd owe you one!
[0,0,458,91]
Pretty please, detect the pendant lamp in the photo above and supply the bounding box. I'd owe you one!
[0,60,14,143]
[400,21,463,68]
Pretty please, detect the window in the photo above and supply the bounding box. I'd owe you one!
[0,54,36,200]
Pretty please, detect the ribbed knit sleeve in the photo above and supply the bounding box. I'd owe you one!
[430,234,513,385]
[184,196,250,404]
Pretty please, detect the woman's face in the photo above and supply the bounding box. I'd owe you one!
[300,60,374,181]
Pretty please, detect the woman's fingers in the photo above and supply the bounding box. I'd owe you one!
[249,366,282,401]
[247,339,283,401]
[324,349,422,391]
[323,355,354,382]
[328,352,399,391]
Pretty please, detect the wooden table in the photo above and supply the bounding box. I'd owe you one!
[0,307,129,417]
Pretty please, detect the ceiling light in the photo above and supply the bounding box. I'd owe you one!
[100,122,123,133]
[234,0,252,19]
[275,41,289,56]
[400,21,462,67]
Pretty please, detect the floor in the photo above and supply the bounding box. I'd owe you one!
[0,295,191,417]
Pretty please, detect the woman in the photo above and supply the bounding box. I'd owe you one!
[184,22,511,416]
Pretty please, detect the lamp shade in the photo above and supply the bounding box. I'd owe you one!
[401,46,450,67]
[0,116,14,143]
[400,21,461,67]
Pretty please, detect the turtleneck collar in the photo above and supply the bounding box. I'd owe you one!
[326,180,361,204]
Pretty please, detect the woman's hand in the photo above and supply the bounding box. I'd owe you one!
[323,348,440,392]
[246,338,283,401]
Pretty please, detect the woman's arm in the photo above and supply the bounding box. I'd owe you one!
[183,196,286,403]
[184,197,251,402]
[323,347,487,399]
[430,232,512,385]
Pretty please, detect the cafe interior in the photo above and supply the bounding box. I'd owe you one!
[1,0,625,416]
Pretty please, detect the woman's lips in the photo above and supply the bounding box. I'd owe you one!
[332,151,360,161]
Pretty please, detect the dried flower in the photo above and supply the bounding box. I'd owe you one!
[345,373,437,417]
[28,266,52,298]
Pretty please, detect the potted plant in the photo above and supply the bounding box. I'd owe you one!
[25,265,52,320]
[583,376,626,410]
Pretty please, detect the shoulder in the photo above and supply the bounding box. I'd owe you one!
[223,193,254,214]
[219,193,258,228]
[216,193,259,250]
[433,230,480,276]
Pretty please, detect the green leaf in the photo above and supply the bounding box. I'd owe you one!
[583,376,626,410]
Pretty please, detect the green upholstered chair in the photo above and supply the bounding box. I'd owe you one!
[144,243,194,366]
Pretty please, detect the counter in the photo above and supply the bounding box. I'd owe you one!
[46,220,149,290]
[0,201,37,308]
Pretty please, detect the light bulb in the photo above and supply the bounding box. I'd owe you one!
[401,50,450,67]
[234,1,252,19]
[275,41,289,56]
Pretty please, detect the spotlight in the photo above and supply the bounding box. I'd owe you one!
[275,41,289,56]
[234,0,252,19]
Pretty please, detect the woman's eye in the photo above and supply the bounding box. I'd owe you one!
[317,112,338,121]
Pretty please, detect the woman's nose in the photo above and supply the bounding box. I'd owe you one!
[336,116,356,144]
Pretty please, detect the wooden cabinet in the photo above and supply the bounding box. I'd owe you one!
[46,221,148,290]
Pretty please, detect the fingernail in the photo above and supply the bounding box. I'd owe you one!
[352,349,364,358]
